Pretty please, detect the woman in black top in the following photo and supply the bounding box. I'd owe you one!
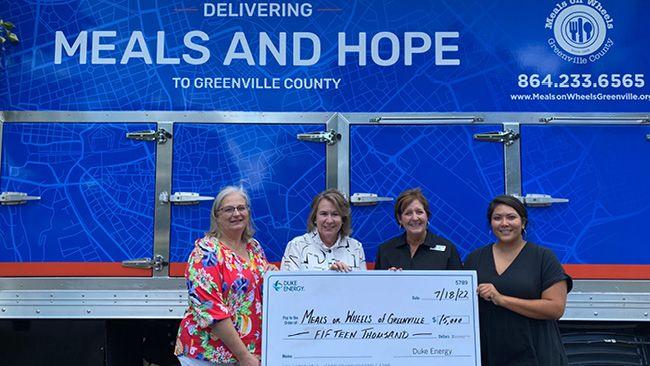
[374,188,462,270]
[464,195,572,366]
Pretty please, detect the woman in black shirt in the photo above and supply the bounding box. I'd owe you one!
[464,195,572,366]
[374,188,462,270]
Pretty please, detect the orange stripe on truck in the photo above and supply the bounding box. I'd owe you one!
[563,264,650,280]
[0,262,152,277]
[1,262,648,279]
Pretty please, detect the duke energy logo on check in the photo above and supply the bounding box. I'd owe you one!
[545,0,614,63]
[273,279,305,292]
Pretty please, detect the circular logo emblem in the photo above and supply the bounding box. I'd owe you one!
[553,5,607,56]
[273,280,283,291]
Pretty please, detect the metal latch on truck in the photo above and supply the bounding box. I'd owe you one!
[159,191,214,205]
[121,254,169,271]
[126,128,172,144]
[515,193,569,207]
[349,193,393,206]
[0,191,41,205]
[297,129,341,145]
[473,130,520,146]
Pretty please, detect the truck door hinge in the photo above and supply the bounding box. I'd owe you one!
[121,254,169,271]
[0,191,41,206]
[297,129,341,146]
[126,128,172,144]
[159,191,215,205]
[473,130,520,146]
[646,134,649,141]
[515,194,569,207]
[350,193,394,206]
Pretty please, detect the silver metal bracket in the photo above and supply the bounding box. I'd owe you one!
[539,116,650,123]
[121,254,169,271]
[515,193,569,207]
[158,191,214,205]
[369,115,484,123]
[473,129,520,146]
[126,128,172,144]
[0,191,41,206]
[350,193,394,206]
[297,129,341,145]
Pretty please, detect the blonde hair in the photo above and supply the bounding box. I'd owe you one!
[206,186,255,242]
[306,189,352,237]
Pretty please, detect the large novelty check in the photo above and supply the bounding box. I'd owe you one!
[262,271,481,366]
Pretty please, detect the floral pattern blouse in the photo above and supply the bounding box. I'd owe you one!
[175,236,269,363]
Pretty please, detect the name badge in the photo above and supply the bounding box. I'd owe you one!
[431,245,446,251]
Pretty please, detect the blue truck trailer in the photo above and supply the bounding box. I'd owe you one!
[1,0,650,364]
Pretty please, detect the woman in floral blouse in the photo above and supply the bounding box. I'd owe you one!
[175,186,275,366]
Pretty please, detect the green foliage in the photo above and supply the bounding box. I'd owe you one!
[0,20,19,45]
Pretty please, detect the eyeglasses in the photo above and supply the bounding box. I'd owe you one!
[218,205,248,215]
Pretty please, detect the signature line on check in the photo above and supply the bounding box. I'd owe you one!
[287,331,310,337]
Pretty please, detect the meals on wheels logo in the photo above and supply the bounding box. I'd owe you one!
[545,0,614,63]
[273,279,305,292]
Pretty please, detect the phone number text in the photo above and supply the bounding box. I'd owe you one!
[518,74,645,89]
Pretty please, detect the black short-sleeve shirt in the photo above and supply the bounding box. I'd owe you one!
[464,242,573,366]
[374,231,462,270]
